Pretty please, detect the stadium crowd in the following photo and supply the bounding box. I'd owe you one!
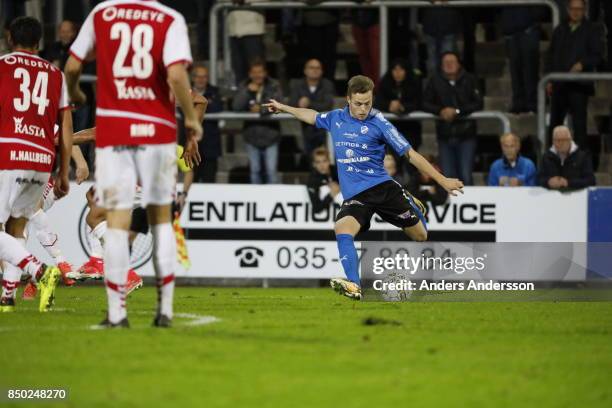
[0,0,610,191]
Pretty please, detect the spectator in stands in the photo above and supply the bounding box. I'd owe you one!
[351,2,379,82]
[539,125,595,189]
[44,20,77,69]
[384,153,448,206]
[502,7,544,114]
[289,58,335,158]
[421,1,462,74]
[423,51,483,185]
[228,0,266,86]
[546,0,604,148]
[590,0,612,71]
[282,6,339,81]
[375,58,423,150]
[306,147,341,213]
[232,59,283,184]
[488,133,537,187]
[0,21,10,55]
[46,20,94,137]
[192,64,223,183]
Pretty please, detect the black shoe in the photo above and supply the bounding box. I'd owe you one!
[0,297,16,312]
[153,314,172,328]
[97,317,130,329]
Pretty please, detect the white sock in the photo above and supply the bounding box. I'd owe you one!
[1,261,21,299]
[0,232,42,281]
[104,228,129,323]
[29,209,65,263]
[89,221,107,259]
[152,223,176,319]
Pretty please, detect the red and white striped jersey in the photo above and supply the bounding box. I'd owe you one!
[69,0,192,147]
[0,51,69,172]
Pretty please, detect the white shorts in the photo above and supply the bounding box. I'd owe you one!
[95,143,177,210]
[0,170,50,223]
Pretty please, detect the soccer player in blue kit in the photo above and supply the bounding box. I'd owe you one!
[264,76,464,300]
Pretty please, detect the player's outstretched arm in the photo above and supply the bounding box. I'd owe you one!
[73,127,96,145]
[71,146,89,184]
[406,149,464,196]
[64,56,86,106]
[263,99,317,125]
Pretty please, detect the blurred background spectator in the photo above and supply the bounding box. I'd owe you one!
[423,52,483,185]
[375,58,423,151]
[539,126,595,189]
[191,63,223,183]
[488,133,536,186]
[282,4,339,81]
[232,59,283,184]
[502,6,544,113]
[384,153,448,206]
[351,1,379,83]
[306,147,341,213]
[546,0,604,147]
[421,1,462,74]
[228,0,266,86]
[589,0,612,71]
[289,58,335,159]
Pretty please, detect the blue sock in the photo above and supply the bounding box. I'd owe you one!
[336,234,360,285]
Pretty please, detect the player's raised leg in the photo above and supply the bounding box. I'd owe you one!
[331,216,363,300]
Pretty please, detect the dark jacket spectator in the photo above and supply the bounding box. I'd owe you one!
[306,148,341,213]
[501,7,544,113]
[546,1,604,147]
[423,61,483,141]
[539,126,596,189]
[500,6,545,36]
[423,52,483,185]
[546,14,604,93]
[289,59,335,156]
[375,58,423,149]
[232,61,283,184]
[590,0,612,70]
[232,77,283,149]
[375,59,422,115]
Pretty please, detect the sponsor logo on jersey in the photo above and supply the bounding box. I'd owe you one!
[13,117,46,138]
[9,150,52,165]
[335,141,361,148]
[335,121,341,128]
[2,55,55,71]
[102,6,166,23]
[342,132,358,139]
[337,156,371,164]
[114,79,156,101]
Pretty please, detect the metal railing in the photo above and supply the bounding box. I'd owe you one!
[537,73,612,154]
[209,0,560,85]
[77,75,510,134]
[203,111,511,134]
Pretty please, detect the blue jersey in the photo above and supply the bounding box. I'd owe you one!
[315,106,412,199]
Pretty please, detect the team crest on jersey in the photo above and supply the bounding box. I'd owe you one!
[360,125,369,134]
[114,79,156,101]
[13,117,46,138]
[345,149,354,158]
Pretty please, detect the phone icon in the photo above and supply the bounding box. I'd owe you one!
[234,246,264,268]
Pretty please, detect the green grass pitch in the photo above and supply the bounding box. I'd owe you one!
[1,286,611,408]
